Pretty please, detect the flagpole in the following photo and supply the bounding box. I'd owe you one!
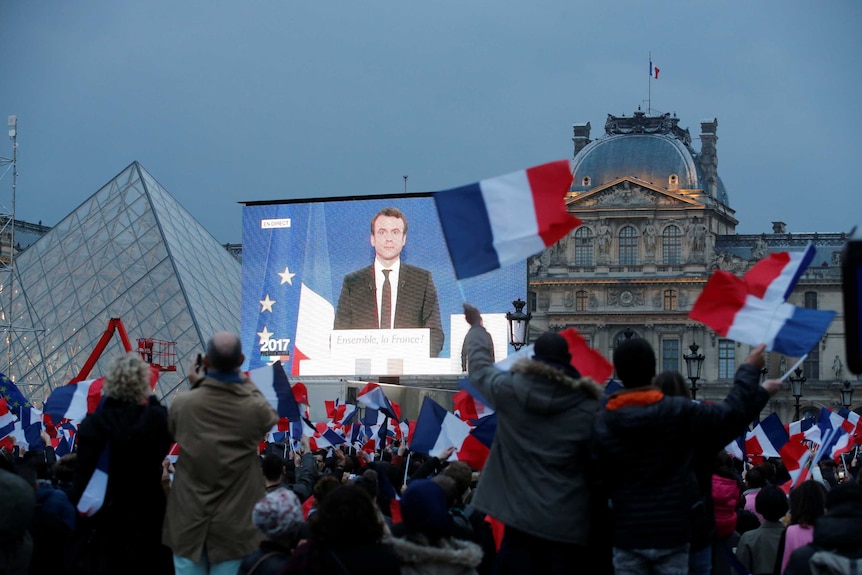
[781,355,808,381]
[648,52,651,115]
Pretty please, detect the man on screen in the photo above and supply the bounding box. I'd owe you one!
[334,207,444,357]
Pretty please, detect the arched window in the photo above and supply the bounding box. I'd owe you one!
[614,328,639,347]
[664,289,677,311]
[619,226,638,265]
[575,290,588,311]
[669,174,678,187]
[574,227,594,266]
[662,225,682,265]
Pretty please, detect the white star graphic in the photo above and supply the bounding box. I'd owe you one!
[259,294,276,313]
[257,326,274,344]
[278,266,296,285]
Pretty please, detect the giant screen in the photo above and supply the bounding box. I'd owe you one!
[241,196,527,376]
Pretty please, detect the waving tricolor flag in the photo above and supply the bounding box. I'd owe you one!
[0,398,15,439]
[433,160,580,280]
[690,243,835,356]
[356,383,400,420]
[249,361,303,439]
[44,377,105,425]
[746,412,810,486]
[77,440,110,517]
[411,397,495,470]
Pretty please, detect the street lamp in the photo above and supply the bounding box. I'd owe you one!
[788,367,805,421]
[506,298,532,351]
[684,343,705,400]
[841,380,855,409]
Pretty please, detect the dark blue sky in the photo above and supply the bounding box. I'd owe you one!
[2,1,860,243]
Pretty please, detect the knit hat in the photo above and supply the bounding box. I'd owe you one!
[533,332,571,365]
[399,479,453,539]
[252,488,303,539]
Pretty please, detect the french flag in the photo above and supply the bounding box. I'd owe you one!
[746,413,810,486]
[838,407,862,444]
[356,383,400,420]
[410,397,471,461]
[77,441,110,517]
[493,327,613,383]
[433,160,581,280]
[787,417,816,444]
[292,203,335,375]
[325,400,358,427]
[453,389,494,423]
[724,434,746,462]
[248,361,303,438]
[43,377,105,425]
[0,398,15,439]
[689,244,835,357]
[809,408,855,461]
[166,443,180,464]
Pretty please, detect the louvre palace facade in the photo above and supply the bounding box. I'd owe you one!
[527,109,854,422]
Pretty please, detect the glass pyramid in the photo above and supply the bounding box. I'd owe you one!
[0,161,241,404]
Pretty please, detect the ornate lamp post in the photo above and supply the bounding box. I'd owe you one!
[684,343,705,400]
[841,380,855,409]
[788,367,805,421]
[506,298,532,351]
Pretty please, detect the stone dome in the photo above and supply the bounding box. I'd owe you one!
[571,111,729,205]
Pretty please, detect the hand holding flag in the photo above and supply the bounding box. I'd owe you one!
[689,244,834,356]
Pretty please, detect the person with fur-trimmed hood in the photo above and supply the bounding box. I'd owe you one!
[390,479,483,575]
[461,303,603,574]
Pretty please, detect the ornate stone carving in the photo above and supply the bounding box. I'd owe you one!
[564,291,574,307]
[609,288,643,307]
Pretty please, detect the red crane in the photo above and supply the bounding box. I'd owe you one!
[69,318,176,383]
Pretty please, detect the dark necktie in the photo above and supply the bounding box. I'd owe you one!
[381,269,392,329]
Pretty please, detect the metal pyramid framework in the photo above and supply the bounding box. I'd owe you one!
[0,161,241,403]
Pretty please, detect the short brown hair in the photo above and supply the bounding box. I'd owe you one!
[370,207,408,235]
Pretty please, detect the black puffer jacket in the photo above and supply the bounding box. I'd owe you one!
[591,363,768,550]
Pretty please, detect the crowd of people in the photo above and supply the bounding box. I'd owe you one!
[2,320,862,574]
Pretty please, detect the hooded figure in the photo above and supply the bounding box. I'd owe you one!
[462,304,603,574]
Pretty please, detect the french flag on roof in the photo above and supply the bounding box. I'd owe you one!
[77,441,110,517]
[689,243,834,357]
[433,160,581,280]
[43,377,105,425]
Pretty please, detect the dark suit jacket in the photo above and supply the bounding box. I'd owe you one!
[334,263,444,357]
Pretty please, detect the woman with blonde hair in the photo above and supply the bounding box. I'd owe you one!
[71,353,173,574]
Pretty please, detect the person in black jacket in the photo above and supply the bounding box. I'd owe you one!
[591,339,781,575]
[70,353,173,575]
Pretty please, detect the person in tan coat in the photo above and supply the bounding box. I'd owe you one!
[163,331,278,575]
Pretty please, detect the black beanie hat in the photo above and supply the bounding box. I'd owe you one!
[533,332,571,365]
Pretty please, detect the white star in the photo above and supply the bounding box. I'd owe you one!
[278,266,296,285]
[260,294,276,313]
[257,326,273,344]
